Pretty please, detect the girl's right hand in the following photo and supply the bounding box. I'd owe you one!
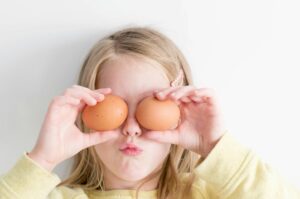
[27,85,118,172]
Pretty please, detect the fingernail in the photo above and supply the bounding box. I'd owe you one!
[157,93,164,98]
[91,100,97,105]
[158,93,165,99]
[170,93,176,97]
[104,88,111,92]
[96,95,104,101]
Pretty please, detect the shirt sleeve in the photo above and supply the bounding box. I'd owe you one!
[0,152,61,199]
[193,132,300,198]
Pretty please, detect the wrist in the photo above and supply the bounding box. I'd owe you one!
[200,136,223,159]
[27,151,57,172]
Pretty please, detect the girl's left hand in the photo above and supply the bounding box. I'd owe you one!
[144,86,226,158]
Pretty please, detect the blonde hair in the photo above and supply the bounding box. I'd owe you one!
[58,26,201,199]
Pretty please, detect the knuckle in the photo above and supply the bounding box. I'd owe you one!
[53,96,61,102]
[64,88,73,95]
[51,96,62,105]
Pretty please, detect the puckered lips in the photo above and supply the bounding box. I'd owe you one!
[119,143,143,156]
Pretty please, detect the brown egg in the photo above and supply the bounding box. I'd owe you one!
[82,94,128,131]
[135,96,181,131]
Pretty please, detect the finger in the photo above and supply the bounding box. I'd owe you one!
[94,87,112,94]
[180,96,192,103]
[77,88,112,112]
[193,88,214,98]
[64,88,99,106]
[193,88,216,106]
[72,85,108,101]
[168,86,196,101]
[72,85,95,94]
[192,91,220,117]
[189,96,205,103]
[53,96,80,107]
[82,131,119,148]
[154,86,181,100]
[144,130,179,145]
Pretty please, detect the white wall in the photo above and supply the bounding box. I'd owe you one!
[1,0,299,189]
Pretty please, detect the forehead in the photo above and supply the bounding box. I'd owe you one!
[97,55,170,100]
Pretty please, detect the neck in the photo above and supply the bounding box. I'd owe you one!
[103,167,163,191]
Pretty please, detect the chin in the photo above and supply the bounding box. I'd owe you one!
[117,167,152,182]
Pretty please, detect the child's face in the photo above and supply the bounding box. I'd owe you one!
[94,54,171,188]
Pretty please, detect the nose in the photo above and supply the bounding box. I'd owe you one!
[122,116,142,137]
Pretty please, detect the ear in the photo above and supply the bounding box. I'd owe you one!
[170,69,184,87]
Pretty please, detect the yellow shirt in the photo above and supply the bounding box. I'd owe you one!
[1,133,299,199]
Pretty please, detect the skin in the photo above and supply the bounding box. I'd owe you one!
[95,54,172,190]
[28,53,225,192]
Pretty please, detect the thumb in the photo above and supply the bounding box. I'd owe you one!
[144,130,179,145]
[82,131,118,148]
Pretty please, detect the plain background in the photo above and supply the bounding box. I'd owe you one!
[1,0,299,188]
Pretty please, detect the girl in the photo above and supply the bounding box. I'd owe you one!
[1,27,299,199]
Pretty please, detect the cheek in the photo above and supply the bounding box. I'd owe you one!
[152,143,171,157]
[94,144,109,161]
[93,139,118,163]
[146,143,171,165]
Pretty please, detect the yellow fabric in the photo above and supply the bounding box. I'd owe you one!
[1,133,300,199]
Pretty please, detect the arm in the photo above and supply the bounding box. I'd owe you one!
[0,85,118,198]
[194,133,300,198]
[0,152,61,199]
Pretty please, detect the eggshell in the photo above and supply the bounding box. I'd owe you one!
[82,94,128,131]
[135,96,180,131]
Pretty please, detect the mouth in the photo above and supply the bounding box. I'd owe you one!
[119,143,143,156]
